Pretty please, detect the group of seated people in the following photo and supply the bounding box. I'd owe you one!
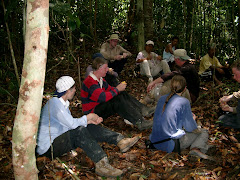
[36,33,239,178]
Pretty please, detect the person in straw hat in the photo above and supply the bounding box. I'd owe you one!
[100,33,132,74]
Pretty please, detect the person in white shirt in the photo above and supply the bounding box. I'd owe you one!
[36,76,140,177]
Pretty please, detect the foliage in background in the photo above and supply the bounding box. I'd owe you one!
[1,0,240,103]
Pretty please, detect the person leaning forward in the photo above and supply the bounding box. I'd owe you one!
[36,76,140,177]
[81,57,154,131]
[100,33,132,75]
[147,49,200,104]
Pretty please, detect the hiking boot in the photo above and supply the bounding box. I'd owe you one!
[141,106,156,117]
[117,136,140,153]
[95,157,123,177]
[136,119,153,131]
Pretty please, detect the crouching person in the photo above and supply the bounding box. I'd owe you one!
[149,75,211,159]
[36,76,140,177]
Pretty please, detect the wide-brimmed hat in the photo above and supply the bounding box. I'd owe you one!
[107,34,121,41]
[174,49,190,60]
[146,40,154,46]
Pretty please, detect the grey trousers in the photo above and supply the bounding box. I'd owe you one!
[179,129,209,153]
[42,124,124,163]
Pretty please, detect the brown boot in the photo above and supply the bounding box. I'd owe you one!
[95,157,123,177]
[117,136,140,153]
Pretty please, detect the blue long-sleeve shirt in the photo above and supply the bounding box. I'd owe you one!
[36,97,87,155]
[150,94,197,153]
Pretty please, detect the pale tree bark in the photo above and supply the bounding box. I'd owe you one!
[12,0,49,179]
[144,0,153,41]
[137,0,145,52]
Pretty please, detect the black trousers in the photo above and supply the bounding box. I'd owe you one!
[42,124,124,163]
[94,92,145,125]
[108,58,128,75]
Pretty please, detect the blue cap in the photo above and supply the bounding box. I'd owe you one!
[92,53,105,60]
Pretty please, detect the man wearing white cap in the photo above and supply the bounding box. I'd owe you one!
[36,76,140,177]
[136,40,171,82]
[147,49,200,104]
[100,33,132,74]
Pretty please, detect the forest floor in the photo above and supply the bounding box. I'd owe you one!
[0,53,240,179]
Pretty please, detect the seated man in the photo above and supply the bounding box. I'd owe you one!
[198,46,230,85]
[36,76,140,177]
[85,53,120,87]
[219,61,240,129]
[163,36,179,69]
[149,75,211,159]
[147,49,200,104]
[81,57,153,131]
[136,40,171,82]
[100,33,132,75]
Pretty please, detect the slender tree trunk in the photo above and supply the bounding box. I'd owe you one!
[12,0,49,179]
[233,3,239,59]
[183,0,187,49]
[94,0,98,46]
[137,0,145,52]
[189,0,195,51]
[2,0,21,87]
[143,0,153,41]
[89,0,94,37]
[23,0,27,43]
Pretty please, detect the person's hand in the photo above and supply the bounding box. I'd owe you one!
[122,53,128,58]
[147,78,164,92]
[157,55,162,61]
[147,81,157,93]
[216,68,224,74]
[220,103,234,112]
[146,54,152,60]
[86,113,103,125]
[114,55,123,60]
[116,82,126,91]
[192,113,196,120]
[219,95,233,103]
[108,68,114,75]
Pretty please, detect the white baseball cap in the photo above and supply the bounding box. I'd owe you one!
[146,40,154,46]
[56,76,75,93]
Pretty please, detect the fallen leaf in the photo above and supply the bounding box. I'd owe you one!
[167,172,178,179]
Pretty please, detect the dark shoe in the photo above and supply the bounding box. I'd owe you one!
[141,106,156,117]
[117,136,140,153]
[136,119,153,131]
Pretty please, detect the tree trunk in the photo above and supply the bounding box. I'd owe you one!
[233,3,239,59]
[137,0,145,52]
[189,0,195,51]
[183,0,187,49]
[143,0,153,41]
[238,0,240,59]
[94,0,98,46]
[12,0,49,179]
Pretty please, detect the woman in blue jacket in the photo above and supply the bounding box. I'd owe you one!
[150,75,210,159]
